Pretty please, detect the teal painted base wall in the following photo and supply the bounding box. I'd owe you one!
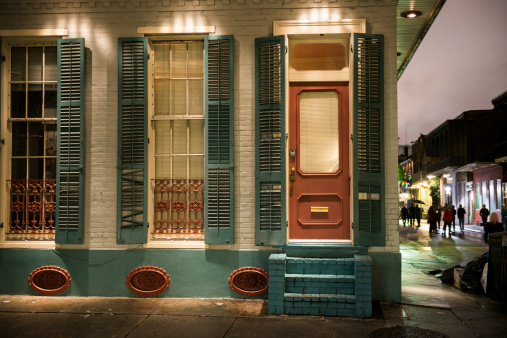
[370,252,402,303]
[0,249,272,298]
[0,249,401,302]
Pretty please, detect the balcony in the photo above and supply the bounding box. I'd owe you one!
[426,156,465,175]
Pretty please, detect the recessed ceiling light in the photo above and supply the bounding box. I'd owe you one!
[401,11,422,18]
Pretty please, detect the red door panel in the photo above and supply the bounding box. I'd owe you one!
[289,82,350,241]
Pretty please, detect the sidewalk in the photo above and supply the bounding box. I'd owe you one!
[1,226,506,338]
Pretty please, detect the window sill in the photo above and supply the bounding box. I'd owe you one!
[0,241,56,249]
[144,240,207,250]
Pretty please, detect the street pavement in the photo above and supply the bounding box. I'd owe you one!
[0,221,506,338]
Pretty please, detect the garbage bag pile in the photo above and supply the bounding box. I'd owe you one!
[429,253,488,294]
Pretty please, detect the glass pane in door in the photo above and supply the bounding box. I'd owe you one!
[299,91,339,173]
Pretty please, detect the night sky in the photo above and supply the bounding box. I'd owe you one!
[397,0,507,146]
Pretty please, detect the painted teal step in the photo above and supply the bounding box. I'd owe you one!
[285,273,355,295]
[268,253,372,317]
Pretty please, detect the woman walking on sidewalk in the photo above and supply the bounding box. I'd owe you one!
[428,204,438,234]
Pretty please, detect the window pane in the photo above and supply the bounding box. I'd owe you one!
[45,46,57,81]
[44,83,57,118]
[28,47,43,81]
[170,80,186,115]
[172,156,186,179]
[189,120,204,154]
[189,155,204,179]
[28,158,44,179]
[490,180,495,210]
[11,83,26,118]
[299,91,339,173]
[497,179,502,210]
[28,122,44,156]
[482,182,488,210]
[476,183,480,209]
[188,80,203,115]
[11,122,27,156]
[11,158,27,180]
[154,80,170,116]
[46,158,56,180]
[171,44,186,78]
[188,42,203,77]
[11,47,26,81]
[155,156,171,179]
[154,43,170,78]
[154,121,171,155]
[172,120,186,154]
[46,123,57,156]
[292,43,347,71]
[28,84,43,118]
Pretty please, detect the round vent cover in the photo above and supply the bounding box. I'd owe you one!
[28,265,71,295]
[228,267,269,297]
[126,266,170,297]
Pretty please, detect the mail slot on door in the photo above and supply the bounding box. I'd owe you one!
[311,207,329,213]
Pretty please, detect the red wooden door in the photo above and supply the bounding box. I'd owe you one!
[289,82,350,241]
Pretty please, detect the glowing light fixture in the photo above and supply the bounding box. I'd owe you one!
[401,11,422,18]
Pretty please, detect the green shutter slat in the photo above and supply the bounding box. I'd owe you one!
[56,38,85,244]
[352,33,385,247]
[255,36,286,246]
[117,38,148,244]
[204,35,234,244]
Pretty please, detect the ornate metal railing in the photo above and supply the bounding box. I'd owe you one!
[152,179,204,235]
[8,180,56,236]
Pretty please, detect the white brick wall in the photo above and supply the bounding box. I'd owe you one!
[0,0,399,252]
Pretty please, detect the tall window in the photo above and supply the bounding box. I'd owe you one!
[152,41,205,240]
[8,44,57,239]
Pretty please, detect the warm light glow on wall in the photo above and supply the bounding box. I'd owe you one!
[299,8,342,22]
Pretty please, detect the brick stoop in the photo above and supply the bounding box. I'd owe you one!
[268,253,372,317]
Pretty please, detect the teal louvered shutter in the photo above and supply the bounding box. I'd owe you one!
[117,38,148,244]
[352,33,385,247]
[204,36,235,244]
[255,36,286,246]
[56,38,85,244]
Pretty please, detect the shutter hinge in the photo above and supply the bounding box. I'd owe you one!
[286,221,288,227]
[1,55,5,62]
[285,133,289,140]
[147,54,150,60]
[351,133,353,141]
[0,222,3,228]
[285,46,288,54]
[351,222,354,229]
[147,138,150,144]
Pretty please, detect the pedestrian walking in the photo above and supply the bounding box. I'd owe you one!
[409,204,416,226]
[416,205,421,227]
[479,205,490,227]
[401,205,408,226]
[457,204,466,232]
[436,206,442,230]
[484,212,504,244]
[428,204,437,234]
[443,205,453,236]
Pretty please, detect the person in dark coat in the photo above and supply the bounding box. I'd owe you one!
[484,212,504,244]
[457,204,466,232]
[428,204,437,234]
[408,204,416,226]
[415,205,422,227]
[480,205,490,227]
[400,205,408,226]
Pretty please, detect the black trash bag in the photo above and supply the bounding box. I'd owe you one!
[440,265,462,284]
[460,253,488,294]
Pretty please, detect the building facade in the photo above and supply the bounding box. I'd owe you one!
[0,0,439,317]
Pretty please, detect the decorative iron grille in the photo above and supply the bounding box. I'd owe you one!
[153,179,204,236]
[8,180,56,237]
